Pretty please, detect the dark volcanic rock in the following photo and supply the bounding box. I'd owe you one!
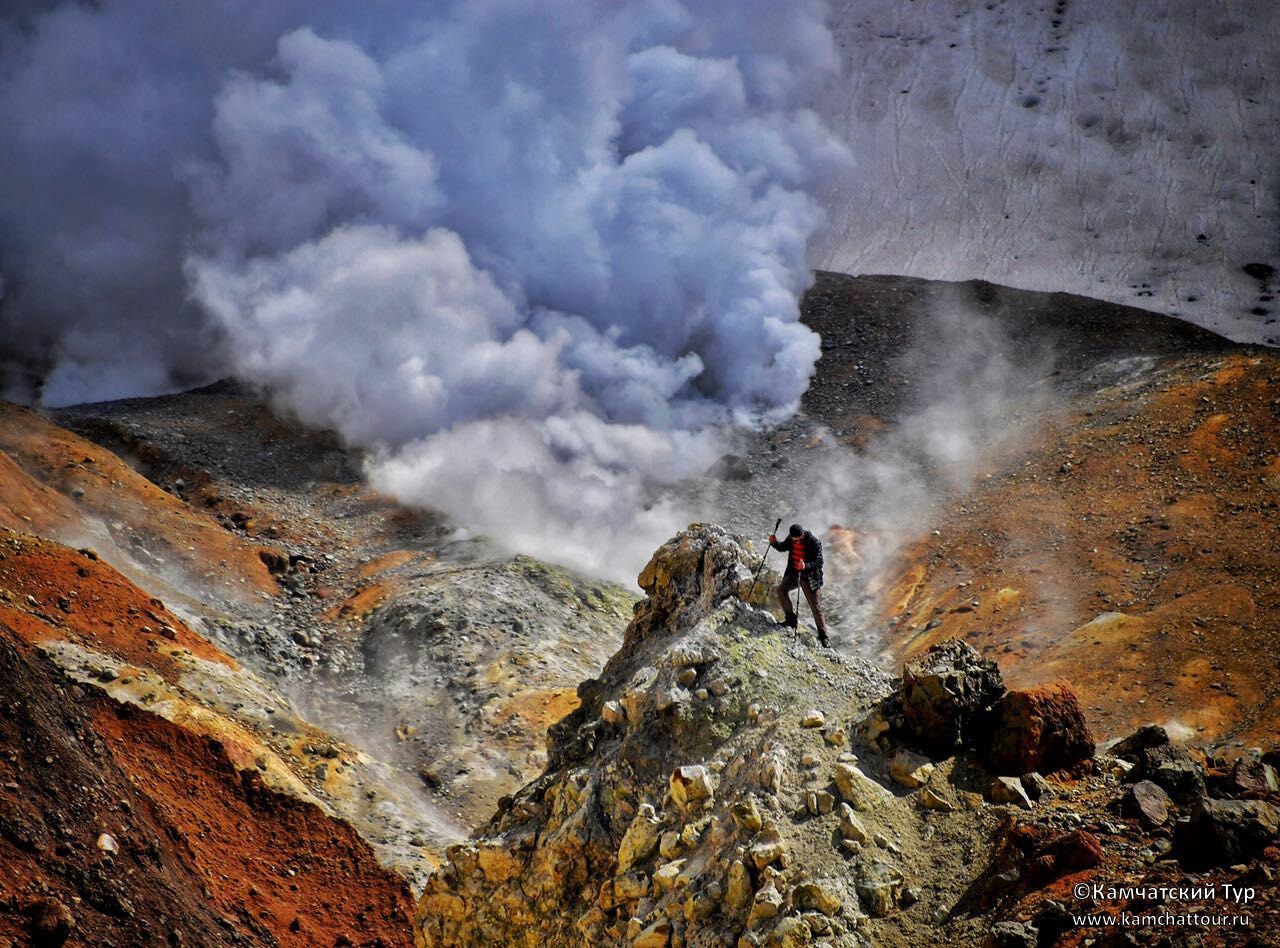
[1122,780,1172,829]
[1110,724,1206,803]
[901,638,1005,754]
[986,920,1038,948]
[706,453,753,481]
[981,681,1094,776]
[1175,797,1280,869]
[1228,757,1280,796]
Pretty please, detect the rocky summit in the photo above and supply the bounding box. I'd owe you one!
[414,525,1280,946]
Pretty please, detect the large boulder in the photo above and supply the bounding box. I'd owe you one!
[1175,797,1280,869]
[900,639,1005,754]
[980,682,1095,776]
[1110,724,1206,803]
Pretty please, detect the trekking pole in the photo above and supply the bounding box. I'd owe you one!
[749,518,782,605]
[795,575,807,641]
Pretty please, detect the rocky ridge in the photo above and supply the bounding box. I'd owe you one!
[415,525,1280,946]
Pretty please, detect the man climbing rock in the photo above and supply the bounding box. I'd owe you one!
[769,523,828,647]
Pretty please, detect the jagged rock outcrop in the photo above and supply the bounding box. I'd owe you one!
[413,527,1117,947]
[1109,724,1206,804]
[899,639,1004,755]
[416,525,922,946]
[1175,798,1280,869]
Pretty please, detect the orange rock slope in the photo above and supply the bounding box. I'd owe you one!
[0,532,413,945]
[879,351,1280,749]
[0,401,280,607]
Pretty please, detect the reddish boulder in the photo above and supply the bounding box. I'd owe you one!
[981,681,1094,776]
[992,824,1103,896]
[1024,830,1103,887]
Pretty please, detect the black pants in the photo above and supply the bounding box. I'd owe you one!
[777,572,826,635]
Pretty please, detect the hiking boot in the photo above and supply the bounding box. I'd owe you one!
[817,631,830,648]
[781,614,798,630]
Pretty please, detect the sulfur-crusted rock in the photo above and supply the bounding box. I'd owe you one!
[477,840,523,882]
[749,882,784,925]
[793,881,843,916]
[838,803,870,844]
[411,526,1096,946]
[801,710,826,728]
[633,524,767,637]
[725,859,753,912]
[670,765,714,812]
[857,860,905,917]
[602,700,627,725]
[835,762,891,811]
[981,682,1094,776]
[618,804,662,872]
[615,871,650,902]
[632,917,672,948]
[900,639,1005,754]
[732,797,764,832]
[918,787,957,812]
[766,916,812,947]
[750,829,787,870]
[653,859,687,894]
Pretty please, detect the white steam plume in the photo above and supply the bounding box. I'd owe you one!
[1,1,850,579]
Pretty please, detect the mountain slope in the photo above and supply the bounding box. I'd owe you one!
[415,525,1280,946]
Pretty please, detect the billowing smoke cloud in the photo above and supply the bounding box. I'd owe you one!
[0,1,850,579]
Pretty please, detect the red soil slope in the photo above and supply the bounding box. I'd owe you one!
[0,530,416,945]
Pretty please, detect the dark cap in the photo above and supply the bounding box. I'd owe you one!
[788,523,803,537]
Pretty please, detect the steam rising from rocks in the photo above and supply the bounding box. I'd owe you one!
[0,1,849,577]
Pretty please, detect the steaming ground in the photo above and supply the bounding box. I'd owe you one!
[679,272,1233,655]
[4,0,1276,581]
[24,271,1248,854]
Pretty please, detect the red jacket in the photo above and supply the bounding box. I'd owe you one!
[770,531,824,588]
